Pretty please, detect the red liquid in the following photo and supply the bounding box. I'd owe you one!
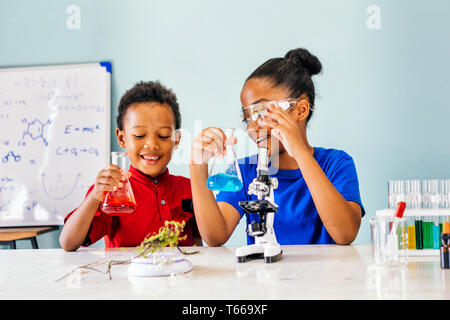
[100,199,136,215]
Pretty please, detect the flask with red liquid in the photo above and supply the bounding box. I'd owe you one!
[100,152,136,215]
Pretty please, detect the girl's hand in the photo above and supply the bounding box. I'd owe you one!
[259,104,308,158]
[190,127,230,165]
[90,164,129,202]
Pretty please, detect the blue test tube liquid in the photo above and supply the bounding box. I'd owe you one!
[207,173,243,192]
[433,217,441,249]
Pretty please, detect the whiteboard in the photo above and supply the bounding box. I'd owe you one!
[0,63,111,227]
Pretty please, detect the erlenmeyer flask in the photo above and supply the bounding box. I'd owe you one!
[100,152,137,215]
[206,128,243,192]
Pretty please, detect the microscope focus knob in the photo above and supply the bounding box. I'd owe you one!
[271,177,278,190]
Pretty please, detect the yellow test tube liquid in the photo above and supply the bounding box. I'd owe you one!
[400,226,408,250]
[407,226,416,249]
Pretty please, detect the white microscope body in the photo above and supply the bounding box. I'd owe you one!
[236,147,282,263]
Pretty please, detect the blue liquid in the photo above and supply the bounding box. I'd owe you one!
[207,173,243,192]
[432,224,441,249]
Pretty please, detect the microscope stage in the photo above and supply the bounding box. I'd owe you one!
[238,199,278,214]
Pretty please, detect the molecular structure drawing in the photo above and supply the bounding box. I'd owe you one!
[20,118,52,146]
[2,151,21,163]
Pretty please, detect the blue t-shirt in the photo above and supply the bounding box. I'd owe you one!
[215,147,365,245]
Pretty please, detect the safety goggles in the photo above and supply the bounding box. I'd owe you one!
[239,98,314,130]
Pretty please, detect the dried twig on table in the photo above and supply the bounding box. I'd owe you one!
[56,220,199,281]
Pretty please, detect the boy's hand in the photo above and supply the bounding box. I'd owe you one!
[259,104,308,159]
[190,127,231,165]
[90,164,129,202]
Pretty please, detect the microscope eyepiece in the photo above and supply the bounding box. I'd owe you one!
[256,147,269,175]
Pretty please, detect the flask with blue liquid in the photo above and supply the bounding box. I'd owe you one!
[206,128,243,192]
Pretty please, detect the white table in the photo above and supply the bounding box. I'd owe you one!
[1,244,449,300]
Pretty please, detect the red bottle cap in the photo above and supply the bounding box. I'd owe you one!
[395,201,406,218]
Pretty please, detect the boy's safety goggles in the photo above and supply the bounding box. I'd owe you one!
[239,98,315,130]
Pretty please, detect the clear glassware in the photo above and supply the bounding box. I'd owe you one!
[429,179,440,209]
[370,216,408,266]
[388,180,406,209]
[422,179,432,209]
[206,128,243,192]
[439,179,450,209]
[100,151,136,215]
[405,179,422,209]
[388,180,396,209]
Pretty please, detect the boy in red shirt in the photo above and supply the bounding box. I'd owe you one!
[60,81,201,251]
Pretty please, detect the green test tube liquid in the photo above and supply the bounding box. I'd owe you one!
[415,216,423,250]
[423,216,433,249]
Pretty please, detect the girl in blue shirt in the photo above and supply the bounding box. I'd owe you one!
[190,48,365,246]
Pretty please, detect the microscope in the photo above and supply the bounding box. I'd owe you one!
[236,147,282,263]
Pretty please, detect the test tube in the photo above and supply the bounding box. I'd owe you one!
[433,216,441,249]
[400,219,408,251]
[423,216,433,249]
[407,216,416,249]
[388,180,406,209]
[415,180,431,250]
[396,180,406,203]
[439,179,449,209]
[422,179,431,209]
[415,216,424,250]
[388,180,396,209]
[429,179,440,209]
[406,180,421,209]
[424,179,438,249]
[447,179,450,209]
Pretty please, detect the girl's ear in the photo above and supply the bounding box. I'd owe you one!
[116,128,126,149]
[172,129,181,149]
[294,99,311,122]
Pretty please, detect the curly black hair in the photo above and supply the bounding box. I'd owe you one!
[116,81,181,130]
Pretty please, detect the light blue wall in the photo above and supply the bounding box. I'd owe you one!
[1,0,449,249]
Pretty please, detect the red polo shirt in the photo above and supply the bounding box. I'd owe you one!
[65,166,199,248]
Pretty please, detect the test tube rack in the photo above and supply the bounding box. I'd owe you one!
[376,208,450,256]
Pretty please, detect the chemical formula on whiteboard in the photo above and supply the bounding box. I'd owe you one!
[0,63,110,227]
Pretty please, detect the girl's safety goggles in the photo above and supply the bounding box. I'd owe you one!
[239,98,315,130]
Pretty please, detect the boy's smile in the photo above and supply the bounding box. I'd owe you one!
[140,152,163,167]
[116,102,180,177]
[141,154,161,163]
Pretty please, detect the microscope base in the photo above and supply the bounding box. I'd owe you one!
[236,243,282,263]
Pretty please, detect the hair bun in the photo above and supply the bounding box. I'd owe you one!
[284,48,322,76]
